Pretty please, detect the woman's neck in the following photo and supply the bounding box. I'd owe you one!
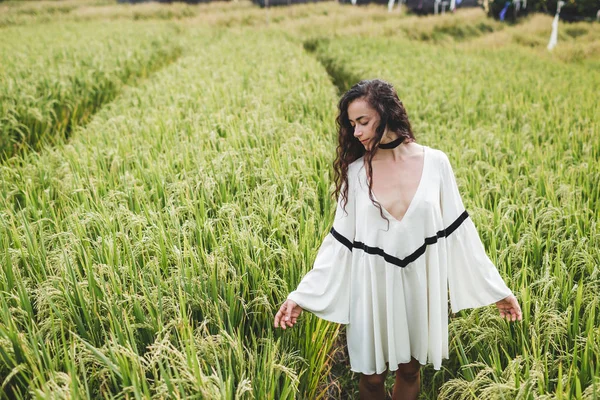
[374,140,417,163]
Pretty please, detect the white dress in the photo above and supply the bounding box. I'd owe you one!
[286,145,513,375]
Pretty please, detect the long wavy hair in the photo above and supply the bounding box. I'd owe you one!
[333,79,416,229]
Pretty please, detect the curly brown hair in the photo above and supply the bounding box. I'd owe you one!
[333,79,416,229]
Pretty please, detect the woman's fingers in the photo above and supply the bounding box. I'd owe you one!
[281,303,289,329]
[497,295,522,322]
[274,307,282,328]
[274,303,287,329]
[285,301,296,327]
[510,297,522,321]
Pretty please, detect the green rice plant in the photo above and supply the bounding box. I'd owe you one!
[0,21,183,160]
[0,25,346,398]
[0,0,202,28]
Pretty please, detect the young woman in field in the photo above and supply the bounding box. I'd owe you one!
[273,79,522,399]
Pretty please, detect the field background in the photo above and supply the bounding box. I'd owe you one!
[0,0,599,398]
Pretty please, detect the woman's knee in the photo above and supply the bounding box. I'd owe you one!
[361,371,387,389]
[396,358,421,383]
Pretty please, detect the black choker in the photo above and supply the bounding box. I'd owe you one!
[378,137,404,149]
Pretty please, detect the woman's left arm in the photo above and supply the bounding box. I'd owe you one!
[439,151,521,321]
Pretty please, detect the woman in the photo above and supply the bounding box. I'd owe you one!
[273,79,522,400]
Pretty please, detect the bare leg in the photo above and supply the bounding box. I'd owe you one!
[392,357,421,400]
[359,366,388,400]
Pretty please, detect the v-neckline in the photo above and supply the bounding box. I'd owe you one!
[362,145,428,226]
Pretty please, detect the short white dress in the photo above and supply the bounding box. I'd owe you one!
[287,145,513,375]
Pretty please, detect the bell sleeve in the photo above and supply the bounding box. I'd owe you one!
[439,152,513,314]
[286,177,355,325]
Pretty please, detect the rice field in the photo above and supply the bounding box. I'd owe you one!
[0,1,598,399]
[0,21,182,159]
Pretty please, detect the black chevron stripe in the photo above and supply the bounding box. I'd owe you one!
[329,210,469,268]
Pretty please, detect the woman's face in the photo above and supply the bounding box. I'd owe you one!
[348,98,386,151]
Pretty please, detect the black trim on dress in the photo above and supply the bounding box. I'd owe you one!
[329,210,469,268]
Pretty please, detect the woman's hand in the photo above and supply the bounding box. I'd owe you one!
[274,299,303,330]
[495,295,522,322]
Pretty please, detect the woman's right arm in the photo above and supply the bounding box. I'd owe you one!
[275,172,357,328]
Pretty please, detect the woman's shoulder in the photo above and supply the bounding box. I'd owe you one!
[345,157,365,191]
[348,156,365,175]
[424,145,451,169]
[424,145,447,160]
